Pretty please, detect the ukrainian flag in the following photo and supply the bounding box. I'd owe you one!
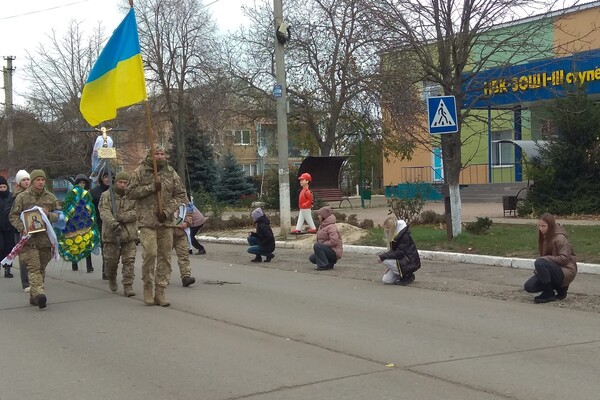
[80,8,147,126]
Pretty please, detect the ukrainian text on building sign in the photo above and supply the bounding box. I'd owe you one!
[483,68,600,95]
[463,48,600,108]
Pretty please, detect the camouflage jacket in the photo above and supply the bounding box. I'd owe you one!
[9,186,60,248]
[99,188,138,243]
[126,160,186,228]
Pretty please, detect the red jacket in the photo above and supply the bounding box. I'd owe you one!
[298,187,313,209]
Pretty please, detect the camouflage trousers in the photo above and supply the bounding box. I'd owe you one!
[139,227,173,288]
[103,241,136,286]
[19,246,52,299]
[173,230,191,279]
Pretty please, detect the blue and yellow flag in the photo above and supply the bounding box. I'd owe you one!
[80,8,147,126]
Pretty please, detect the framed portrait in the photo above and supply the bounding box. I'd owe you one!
[23,209,46,234]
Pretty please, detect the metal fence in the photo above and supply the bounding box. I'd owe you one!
[399,163,523,184]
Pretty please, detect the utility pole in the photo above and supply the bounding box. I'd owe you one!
[3,56,15,153]
[274,0,291,238]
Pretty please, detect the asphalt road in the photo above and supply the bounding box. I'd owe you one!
[1,247,599,400]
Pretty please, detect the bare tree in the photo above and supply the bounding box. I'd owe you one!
[18,20,105,176]
[368,0,568,236]
[227,0,384,156]
[134,0,220,180]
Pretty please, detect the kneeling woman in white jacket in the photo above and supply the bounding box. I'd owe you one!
[377,216,421,285]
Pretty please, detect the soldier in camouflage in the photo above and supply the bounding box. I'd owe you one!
[99,171,138,297]
[173,199,196,287]
[126,144,186,306]
[9,170,61,309]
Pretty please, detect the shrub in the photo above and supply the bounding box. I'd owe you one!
[360,219,375,229]
[192,190,226,219]
[387,194,425,225]
[347,214,359,227]
[419,210,445,225]
[465,217,493,235]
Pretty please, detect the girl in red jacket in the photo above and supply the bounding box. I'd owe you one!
[292,173,317,233]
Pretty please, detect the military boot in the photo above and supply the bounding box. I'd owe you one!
[154,286,170,307]
[123,285,136,297]
[143,283,154,305]
[108,276,118,292]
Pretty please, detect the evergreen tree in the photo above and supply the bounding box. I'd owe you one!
[526,91,600,215]
[169,106,217,194]
[186,132,218,194]
[214,152,256,205]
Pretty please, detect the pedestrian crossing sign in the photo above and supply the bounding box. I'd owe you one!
[427,95,458,134]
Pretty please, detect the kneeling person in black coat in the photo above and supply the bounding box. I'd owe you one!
[377,216,421,285]
[247,208,275,263]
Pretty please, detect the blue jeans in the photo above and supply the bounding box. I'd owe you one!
[247,236,271,256]
[308,242,337,268]
[524,257,565,293]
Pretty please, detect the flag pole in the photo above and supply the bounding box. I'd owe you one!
[144,101,164,215]
[129,0,163,216]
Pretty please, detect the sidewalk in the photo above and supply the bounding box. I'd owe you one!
[213,198,600,272]
[225,196,600,226]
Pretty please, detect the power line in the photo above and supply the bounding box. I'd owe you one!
[0,0,95,21]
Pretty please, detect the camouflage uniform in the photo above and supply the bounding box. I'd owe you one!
[126,156,185,306]
[9,182,60,307]
[173,206,194,286]
[99,185,137,295]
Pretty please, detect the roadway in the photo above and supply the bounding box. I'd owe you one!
[1,246,599,400]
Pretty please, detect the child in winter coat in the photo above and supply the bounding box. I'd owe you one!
[309,207,343,270]
[377,216,421,285]
[247,208,275,263]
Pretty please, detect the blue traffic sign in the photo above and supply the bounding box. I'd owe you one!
[427,95,458,134]
[273,84,283,98]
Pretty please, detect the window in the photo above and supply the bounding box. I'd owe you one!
[234,129,251,145]
[540,119,558,139]
[491,131,514,166]
[421,81,442,102]
[241,164,258,176]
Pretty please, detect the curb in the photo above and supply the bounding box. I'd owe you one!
[199,235,600,275]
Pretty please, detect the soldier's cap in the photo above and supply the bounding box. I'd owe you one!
[147,144,166,155]
[115,171,130,182]
[30,170,46,182]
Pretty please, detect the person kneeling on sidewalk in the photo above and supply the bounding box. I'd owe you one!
[377,216,420,285]
[524,213,577,304]
[247,208,275,263]
[309,207,343,270]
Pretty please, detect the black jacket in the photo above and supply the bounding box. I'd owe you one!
[378,225,421,276]
[254,215,275,253]
[90,182,109,232]
[0,189,11,231]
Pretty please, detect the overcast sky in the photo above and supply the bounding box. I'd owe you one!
[0,0,254,106]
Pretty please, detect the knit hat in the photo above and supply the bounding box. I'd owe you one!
[251,207,264,222]
[317,206,333,219]
[0,176,7,186]
[15,170,30,185]
[74,174,90,190]
[30,170,46,182]
[115,171,130,182]
[147,143,166,155]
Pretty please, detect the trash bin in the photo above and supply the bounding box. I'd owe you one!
[502,196,517,217]
[361,188,372,201]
